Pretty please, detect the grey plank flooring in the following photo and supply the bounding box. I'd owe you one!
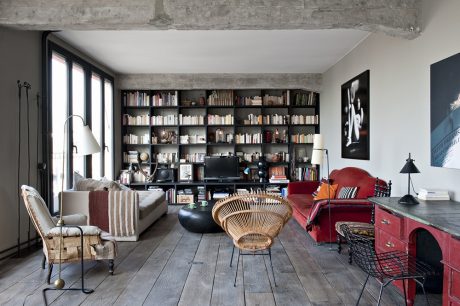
[0,206,440,306]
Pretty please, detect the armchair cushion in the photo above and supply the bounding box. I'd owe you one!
[46,225,101,237]
[51,213,87,226]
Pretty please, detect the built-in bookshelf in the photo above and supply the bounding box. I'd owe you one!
[121,89,319,203]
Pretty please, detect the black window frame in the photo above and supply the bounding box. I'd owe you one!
[46,41,115,211]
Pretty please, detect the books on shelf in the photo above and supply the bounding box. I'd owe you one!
[290,115,318,125]
[295,167,317,181]
[152,91,178,106]
[208,90,234,106]
[290,133,314,144]
[123,133,149,144]
[293,92,317,106]
[151,115,178,126]
[418,188,450,200]
[123,114,150,125]
[178,114,205,125]
[123,91,150,107]
[207,114,234,125]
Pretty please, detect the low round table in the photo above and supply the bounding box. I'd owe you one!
[178,201,223,233]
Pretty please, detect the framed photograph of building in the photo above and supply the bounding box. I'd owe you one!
[179,163,194,181]
[341,70,370,160]
[431,53,460,169]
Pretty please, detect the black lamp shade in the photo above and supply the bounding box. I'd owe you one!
[400,153,420,174]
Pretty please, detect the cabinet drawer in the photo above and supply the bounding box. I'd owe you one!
[376,228,407,253]
[375,207,404,239]
[450,236,460,269]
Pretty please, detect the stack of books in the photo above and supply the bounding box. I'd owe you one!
[418,188,450,200]
[269,175,289,184]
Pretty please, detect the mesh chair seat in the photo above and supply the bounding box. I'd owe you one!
[340,224,435,305]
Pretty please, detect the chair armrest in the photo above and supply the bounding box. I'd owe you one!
[288,181,320,195]
[52,213,88,226]
[46,225,101,237]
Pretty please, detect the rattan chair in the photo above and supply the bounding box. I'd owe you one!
[212,192,292,287]
[336,178,391,263]
[340,224,434,306]
[21,185,117,286]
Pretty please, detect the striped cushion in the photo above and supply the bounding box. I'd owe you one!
[337,186,358,199]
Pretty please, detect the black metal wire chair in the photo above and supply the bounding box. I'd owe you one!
[340,224,434,306]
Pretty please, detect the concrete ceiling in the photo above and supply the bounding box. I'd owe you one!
[56,29,369,74]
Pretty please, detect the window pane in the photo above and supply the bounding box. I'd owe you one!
[51,52,68,213]
[72,63,85,178]
[104,81,114,179]
[91,73,102,178]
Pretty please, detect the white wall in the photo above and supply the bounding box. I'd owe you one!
[321,0,460,201]
[0,27,41,255]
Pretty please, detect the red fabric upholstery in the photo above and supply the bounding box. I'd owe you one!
[287,167,384,243]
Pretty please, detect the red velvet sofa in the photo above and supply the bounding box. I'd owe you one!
[287,167,387,243]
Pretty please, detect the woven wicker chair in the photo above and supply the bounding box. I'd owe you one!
[212,192,292,287]
[21,185,117,286]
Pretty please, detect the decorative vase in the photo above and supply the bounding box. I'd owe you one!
[257,156,268,183]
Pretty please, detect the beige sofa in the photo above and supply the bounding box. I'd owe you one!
[61,190,167,241]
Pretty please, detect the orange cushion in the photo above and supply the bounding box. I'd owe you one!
[313,183,338,200]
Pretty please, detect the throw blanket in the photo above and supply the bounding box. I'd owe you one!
[306,198,371,231]
[89,191,139,237]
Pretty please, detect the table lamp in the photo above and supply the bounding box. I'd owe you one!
[398,152,420,205]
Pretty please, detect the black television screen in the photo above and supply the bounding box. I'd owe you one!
[204,156,240,180]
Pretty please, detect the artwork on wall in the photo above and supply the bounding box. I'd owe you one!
[430,53,460,169]
[341,70,370,160]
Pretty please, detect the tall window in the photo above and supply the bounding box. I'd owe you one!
[48,44,114,212]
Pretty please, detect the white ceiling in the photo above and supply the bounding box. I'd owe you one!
[56,29,369,74]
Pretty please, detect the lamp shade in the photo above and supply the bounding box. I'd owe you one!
[77,125,101,155]
[313,134,324,149]
[311,149,324,165]
[399,153,420,174]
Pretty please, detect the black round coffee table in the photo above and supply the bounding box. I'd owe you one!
[178,201,223,233]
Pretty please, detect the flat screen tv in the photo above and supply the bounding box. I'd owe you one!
[204,156,240,181]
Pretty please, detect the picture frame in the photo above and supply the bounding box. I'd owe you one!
[179,163,194,181]
[341,70,370,160]
[430,53,460,169]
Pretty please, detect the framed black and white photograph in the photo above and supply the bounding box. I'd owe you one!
[431,53,460,169]
[341,70,370,160]
[179,163,194,181]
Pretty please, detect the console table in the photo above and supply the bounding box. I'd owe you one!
[369,196,460,306]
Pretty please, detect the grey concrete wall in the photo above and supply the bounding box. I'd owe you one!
[0,27,41,255]
[321,0,460,200]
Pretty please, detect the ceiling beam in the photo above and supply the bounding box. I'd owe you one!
[1,0,421,39]
[117,73,322,92]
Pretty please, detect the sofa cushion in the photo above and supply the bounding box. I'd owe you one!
[337,186,359,199]
[138,191,166,219]
[314,183,338,200]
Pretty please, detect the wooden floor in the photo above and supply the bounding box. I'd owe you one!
[0,206,441,306]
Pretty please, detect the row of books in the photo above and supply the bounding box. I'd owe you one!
[123,150,140,163]
[178,114,205,125]
[123,114,150,126]
[235,133,263,144]
[295,167,318,181]
[291,115,318,125]
[208,90,234,106]
[181,153,206,163]
[179,135,206,144]
[207,114,234,125]
[151,115,178,126]
[123,91,150,107]
[152,92,178,106]
[123,133,150,144]
[290,133,315,144]
[293,92,317,106]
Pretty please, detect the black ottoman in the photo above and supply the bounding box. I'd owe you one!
[178,201,223,233]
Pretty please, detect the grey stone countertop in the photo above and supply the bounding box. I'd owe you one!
[369,197,460,237]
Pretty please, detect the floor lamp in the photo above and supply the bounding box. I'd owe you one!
[310,134,334,250]
[54,114,101,290]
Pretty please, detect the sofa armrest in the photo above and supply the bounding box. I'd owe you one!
[46,225,101,237]
[60,191,90,222]
[51,213,88,226]
[288,181,320,195]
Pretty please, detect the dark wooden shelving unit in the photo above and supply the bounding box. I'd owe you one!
[121,88,320,203]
